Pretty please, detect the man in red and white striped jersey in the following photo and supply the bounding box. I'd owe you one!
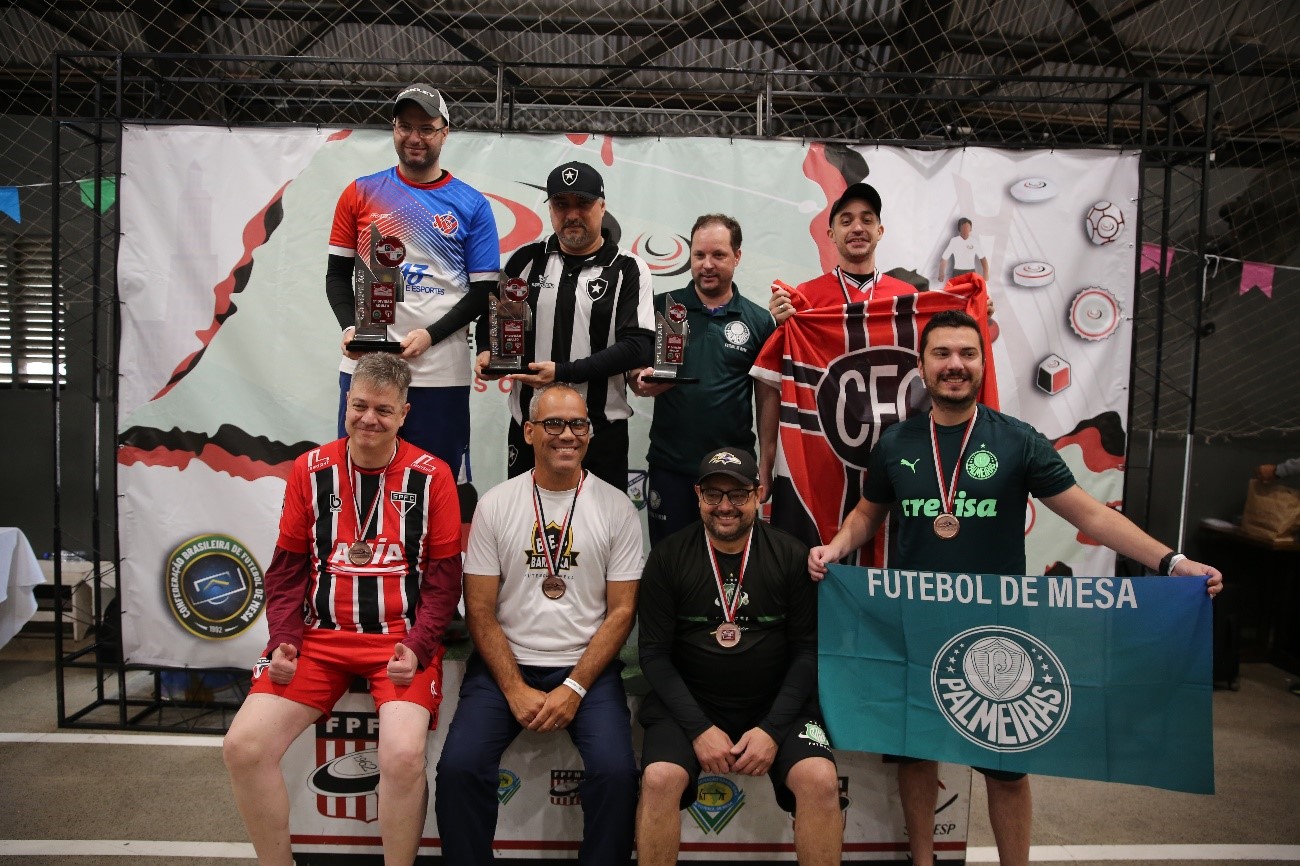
[223,353,463,866]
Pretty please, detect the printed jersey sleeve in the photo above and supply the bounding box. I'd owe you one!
[328,182,361,258]
[1026,427,1076,499]
[464,192,502,284]
[276,460,314,554]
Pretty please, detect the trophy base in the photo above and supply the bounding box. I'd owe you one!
[482,363,525,375]
[643,374,700,384]
[346,338,404,354]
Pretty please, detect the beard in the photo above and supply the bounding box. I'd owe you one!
[926,371,980,410]
[397,142,441,174]
[702,508,755,545]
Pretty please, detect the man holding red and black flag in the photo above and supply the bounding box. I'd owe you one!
[752,182,996,566]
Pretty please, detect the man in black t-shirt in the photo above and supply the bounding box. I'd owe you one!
[637,448,842,866]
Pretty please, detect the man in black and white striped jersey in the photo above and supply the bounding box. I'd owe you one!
[477,161,655,488]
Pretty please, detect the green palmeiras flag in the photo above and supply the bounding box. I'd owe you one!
[818,565,1214,794]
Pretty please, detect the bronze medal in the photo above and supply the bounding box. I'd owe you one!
[348,541,373,564]
[715,623,741,648]
[933,513,960,539]
[541,575,567,599]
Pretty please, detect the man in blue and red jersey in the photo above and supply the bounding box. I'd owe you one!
[326,84,501,480]
[223,354,462,866]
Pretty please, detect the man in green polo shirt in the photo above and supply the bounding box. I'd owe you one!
[630,214,776,545]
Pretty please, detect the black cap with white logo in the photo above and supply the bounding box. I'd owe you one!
[546,161,605,201]
[697,448,760,487]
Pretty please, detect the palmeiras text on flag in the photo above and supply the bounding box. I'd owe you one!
[817,564,1214,794]
[750,275,999,565]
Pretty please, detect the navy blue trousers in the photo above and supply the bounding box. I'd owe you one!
[434,654,638,865]
[646,464,700,545]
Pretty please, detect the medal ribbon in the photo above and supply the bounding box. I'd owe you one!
[346,442,396,542]
[705,528,753,625]
[531,470,585,578]
[929,407,979,516]
[835,267,879,305]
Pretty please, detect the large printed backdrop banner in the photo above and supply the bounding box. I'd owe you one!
[118,128,1137,667]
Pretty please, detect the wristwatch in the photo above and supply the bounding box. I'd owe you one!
[1159,551,1187,575]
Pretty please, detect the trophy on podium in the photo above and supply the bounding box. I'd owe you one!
[483,276,531,375]
[643,297,699,384]
[346,224,405,354]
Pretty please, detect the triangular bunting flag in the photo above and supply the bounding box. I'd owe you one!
[1140,242,1174,276]
[1239,261,1275,298]
[77,178,117,213]
[0,187,19,223]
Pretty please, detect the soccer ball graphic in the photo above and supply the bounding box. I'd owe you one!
[1085,201,1124,245]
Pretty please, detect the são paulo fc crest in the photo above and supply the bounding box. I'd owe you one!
[165,533,265,639]
[932,626,1071,753]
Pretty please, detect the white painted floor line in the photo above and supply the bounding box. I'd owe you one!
[0,841,253,857]
[1,841,1298,861]
[0,732,222,747]
[966,844,1300,862]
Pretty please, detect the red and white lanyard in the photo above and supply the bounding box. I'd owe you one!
[928,408,978,516]
[706,528,753,625]
[346,443,395,540]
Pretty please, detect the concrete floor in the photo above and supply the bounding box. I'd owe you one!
[0,632,1297,865]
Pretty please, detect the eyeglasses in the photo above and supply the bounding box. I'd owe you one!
[699,487,756,507]
[530,417,592,436]
[393,121,447,140]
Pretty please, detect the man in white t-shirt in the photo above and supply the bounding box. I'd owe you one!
[434,383,642,865]
[938,217,989,282]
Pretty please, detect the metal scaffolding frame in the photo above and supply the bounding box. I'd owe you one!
[47,53,1214,732]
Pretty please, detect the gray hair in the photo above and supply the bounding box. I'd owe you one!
[352,353,412,403]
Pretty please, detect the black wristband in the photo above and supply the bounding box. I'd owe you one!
[1159,551,1178,575]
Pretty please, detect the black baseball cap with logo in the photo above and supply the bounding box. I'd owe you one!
[546,161,605,201]
[393,84,448,122]
[697,447,760,487]
[828,182,883,225]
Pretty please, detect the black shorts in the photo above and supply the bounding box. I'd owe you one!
[883,753,1026,783]
[638,692,837,813]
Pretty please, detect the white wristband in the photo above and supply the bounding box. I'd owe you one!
[562,677,587,699]
[1167,553,1187,574]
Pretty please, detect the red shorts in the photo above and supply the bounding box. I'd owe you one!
[249,631,446,729]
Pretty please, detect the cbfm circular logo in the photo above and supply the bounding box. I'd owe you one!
[165,534,265,639]
[932,626,1070,753]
